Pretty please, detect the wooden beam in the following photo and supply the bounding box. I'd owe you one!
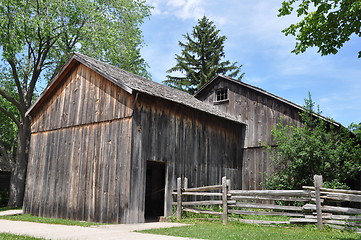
[230,202,303,212]
[303,186,361,195]
[222,176,228,225]
[183,207,222,216]
[184,185,222,192]
[229,190,310,197]
[176,177,182,221]
[303,204,361,215]
[314,175,323,230]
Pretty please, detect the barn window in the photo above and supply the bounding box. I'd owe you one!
[214,88,229,103]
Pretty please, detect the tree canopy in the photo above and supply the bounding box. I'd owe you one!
[164,16,244,94]
[0,0,151,206]
[278,0,361,57]
[266,94,361,190]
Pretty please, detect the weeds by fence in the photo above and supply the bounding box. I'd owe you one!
[173,175,361,233]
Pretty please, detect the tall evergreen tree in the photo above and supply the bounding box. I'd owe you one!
[164,16,244,94]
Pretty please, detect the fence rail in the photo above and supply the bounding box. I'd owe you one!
[173,175,361,233]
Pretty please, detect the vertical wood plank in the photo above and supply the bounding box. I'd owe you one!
[176,177,182,221]
[314,175,323,230]
[222,176,228,225]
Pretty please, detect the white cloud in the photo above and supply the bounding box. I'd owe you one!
[147,0,205,20]
[142,0,361,126]
[245,76,265,85]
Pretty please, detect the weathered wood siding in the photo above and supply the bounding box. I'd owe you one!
[196,78,302,189]
[30,64,133,133]
[24,64,135,223]
[24,120,132,223]
[130,94,245,221]
[25,63,246,224]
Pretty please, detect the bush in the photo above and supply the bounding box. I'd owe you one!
[265,95,361,190]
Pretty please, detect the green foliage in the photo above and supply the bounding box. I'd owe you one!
[266,94,361,190]
[278,0,361,58]
[0,0,151,80]
[164,16,244,94]
[0,206,21,212]
[0,75,18,168]
[0,0,151,206]
[140,221,361,240]
[349,122,361,143]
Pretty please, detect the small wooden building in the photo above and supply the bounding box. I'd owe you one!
[195,75,335,190]
[24,54,246,223]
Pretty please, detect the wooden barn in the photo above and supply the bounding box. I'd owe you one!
[195,75,340,190]
[23,53,246,223]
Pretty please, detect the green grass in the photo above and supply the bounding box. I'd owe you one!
[0,214,102,227]
[0,207,21,212]
[0,233,44,240]
[180,206,292,222]
[140,221,361,240]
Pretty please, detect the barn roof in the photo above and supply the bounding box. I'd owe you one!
[27,53,244,125]
[195,75,341,127]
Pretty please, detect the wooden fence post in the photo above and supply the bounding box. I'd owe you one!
[226,179,231,191]
[314,175,323,230]
[177,177,182,221]
[184,177,188,190]
[222,176,228,225]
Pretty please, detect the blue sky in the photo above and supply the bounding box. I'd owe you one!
[140,0,361,127]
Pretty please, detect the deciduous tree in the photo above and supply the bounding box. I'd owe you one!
[0,0,151,207]
[278,0,361,57]
[266,94,361,190]
[164,16,244,94]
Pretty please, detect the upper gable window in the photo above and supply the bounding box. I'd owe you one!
[214,88,229,103]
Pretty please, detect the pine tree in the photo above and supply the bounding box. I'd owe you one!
[164,16,244,94]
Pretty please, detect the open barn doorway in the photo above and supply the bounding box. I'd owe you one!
[145,160,166,221]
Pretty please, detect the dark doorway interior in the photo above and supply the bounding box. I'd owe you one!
[145,161,166,221]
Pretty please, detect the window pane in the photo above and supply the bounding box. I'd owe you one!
[215,88,228,101]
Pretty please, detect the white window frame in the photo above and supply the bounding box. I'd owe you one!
[214,88,229,103]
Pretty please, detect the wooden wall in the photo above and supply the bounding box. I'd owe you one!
[196,78,303,189]
[24,120,132,223]
[131,94,245,220]
[30,64,133,133]
[25,64,246,224]
[24,64,135,223]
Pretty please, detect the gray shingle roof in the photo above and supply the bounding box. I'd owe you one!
[28,53,244,125]
[195,74,341,127]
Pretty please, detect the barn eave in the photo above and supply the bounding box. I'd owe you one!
[195,74,341,127]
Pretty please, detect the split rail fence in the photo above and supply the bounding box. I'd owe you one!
[173,175,361,233]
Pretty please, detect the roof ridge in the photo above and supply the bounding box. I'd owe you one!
[195,74,341,127]
[27,53,244,125]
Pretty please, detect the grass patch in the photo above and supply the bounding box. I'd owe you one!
[0,207,21,212]
[179,206,291,222]
[140,221,361,240]
[0,214,102,227]
[235,214,290,221]
[170,209,291,223]
[0,233,44,240]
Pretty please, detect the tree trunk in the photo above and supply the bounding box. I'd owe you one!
[8,116,31,207]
